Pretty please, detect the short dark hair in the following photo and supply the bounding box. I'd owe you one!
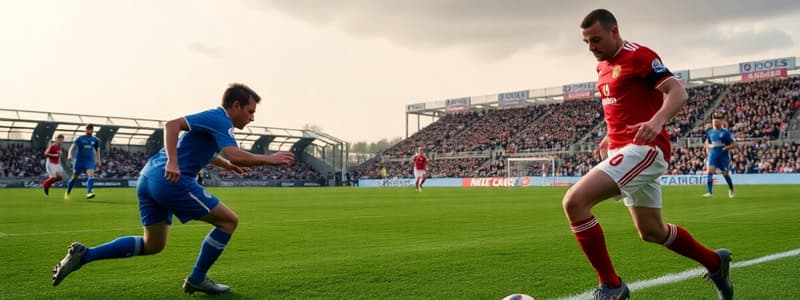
[712,113,724,119]
[86,124,94,130]
[56,134,64,139]
[222,83,261,109]
[581,9,617,30]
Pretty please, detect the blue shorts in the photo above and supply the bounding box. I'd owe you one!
[73,160,95,175]
[137,175,220,226]
[707,152,730,171]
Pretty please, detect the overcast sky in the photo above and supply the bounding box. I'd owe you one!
[0,0,798,143]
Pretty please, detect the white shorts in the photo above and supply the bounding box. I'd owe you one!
[46,162,65,178]
[595,144,668,208]
[413,169,425,178]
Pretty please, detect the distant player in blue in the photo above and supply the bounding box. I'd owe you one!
[52,84,295,294]
[703,114,737,198]
[65,124,101,200]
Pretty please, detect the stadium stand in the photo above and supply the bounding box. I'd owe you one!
[357,75,800,178]
[218,161,318,181]
[0,109,346,185]
[0,145,42,177]
[384,112,482,157]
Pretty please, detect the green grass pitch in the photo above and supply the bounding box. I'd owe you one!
[1,185,798,299]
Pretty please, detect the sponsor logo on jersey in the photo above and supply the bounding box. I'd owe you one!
[601,97,618,105]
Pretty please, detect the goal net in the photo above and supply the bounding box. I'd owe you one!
[506,157,556,187]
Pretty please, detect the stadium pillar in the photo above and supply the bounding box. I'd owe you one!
[405,113,409,138]
[32,122,58,150]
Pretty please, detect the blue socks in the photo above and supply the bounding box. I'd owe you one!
[188,228,232,284]
[706,174,714,194]
[66,178,76,194]
[83,236,145,264]
[87,177,95,193]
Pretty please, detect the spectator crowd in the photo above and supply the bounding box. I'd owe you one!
[0,144,321,180]
[3,77,800,180]
[356,77,800,178]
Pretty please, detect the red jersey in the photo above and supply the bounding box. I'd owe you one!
[596,41,674,161]
[413,154,427,170]
[45,143,62,164]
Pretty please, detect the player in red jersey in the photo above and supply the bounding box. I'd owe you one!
[43,134,66,196]
[561,9,732,300]
[412,147,428,191]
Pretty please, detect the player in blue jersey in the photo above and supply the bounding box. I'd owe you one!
[52,84,295,294]
[65,124,102,200]
[703,114,737,198]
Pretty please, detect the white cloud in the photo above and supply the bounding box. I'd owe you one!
[257,0,800,60]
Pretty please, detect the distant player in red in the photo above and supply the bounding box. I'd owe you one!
[43,134,66,196]
[412,147,428,192]
[561,9,732,300]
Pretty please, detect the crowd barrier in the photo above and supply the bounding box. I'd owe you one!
[0,178,323,188]
[358,174,800,187]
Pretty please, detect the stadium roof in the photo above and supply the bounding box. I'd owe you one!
[0,108,345,152]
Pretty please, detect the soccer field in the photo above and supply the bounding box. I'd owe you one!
[1,186,798,299]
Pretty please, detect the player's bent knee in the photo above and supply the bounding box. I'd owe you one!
[142,240,166,255]
[637,228,668,243]
[215,213,239,233]
[562,189,588,215]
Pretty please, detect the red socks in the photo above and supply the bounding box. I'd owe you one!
[663,224,721,272]
[571,216,621,287]
[43,177,57,188]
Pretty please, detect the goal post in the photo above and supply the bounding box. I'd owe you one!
[506,157,556,186]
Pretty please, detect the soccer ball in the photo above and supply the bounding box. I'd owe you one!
[502,294,536,300]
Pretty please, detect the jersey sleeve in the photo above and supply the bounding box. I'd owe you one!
[184,109,238,150]
[93,137,100,150]
[633,47,674,89]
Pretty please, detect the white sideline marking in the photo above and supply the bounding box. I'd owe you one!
[556,248,800,300]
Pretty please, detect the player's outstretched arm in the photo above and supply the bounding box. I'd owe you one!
[212,155,249,175]
[67,142,76,161]
[163,117,189,183]
[44,147,56,158]
[653,78,689,126]
[94,148,101,168]
[221,146,295,167]
[596,135,609,159]
[724,139,738,151]
[629,78,688,144]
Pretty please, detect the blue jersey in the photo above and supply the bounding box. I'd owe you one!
[141,107,237,184]
[705,128,733,155]
[72,135,100,162]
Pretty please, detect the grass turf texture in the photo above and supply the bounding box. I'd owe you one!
[1,186,798,299]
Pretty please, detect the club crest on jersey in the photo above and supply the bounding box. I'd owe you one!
[651,59,667,73]
[612,65,622,79]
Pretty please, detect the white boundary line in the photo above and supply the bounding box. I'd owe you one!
[556,248,800,300]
